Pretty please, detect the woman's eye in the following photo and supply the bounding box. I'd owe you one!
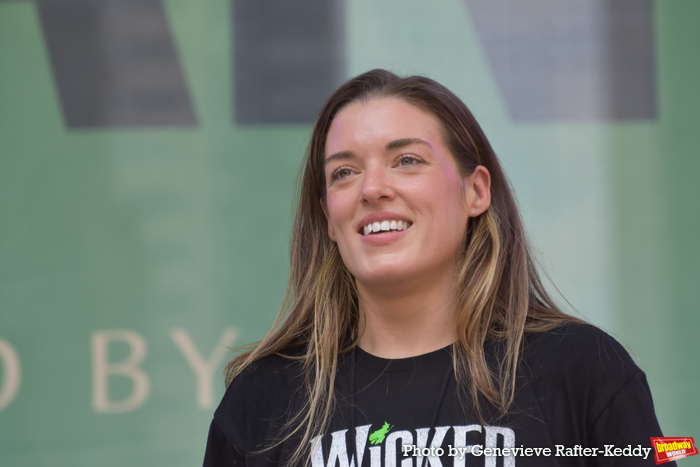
[332,167,353,180]
[398,155,422,166]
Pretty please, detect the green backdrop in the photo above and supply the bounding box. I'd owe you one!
[1,0,698,465]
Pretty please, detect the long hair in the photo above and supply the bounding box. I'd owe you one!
[224,69,580,465]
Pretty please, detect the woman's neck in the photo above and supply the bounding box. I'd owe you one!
[355,274,457,359]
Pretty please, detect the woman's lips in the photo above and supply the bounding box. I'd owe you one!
[361,220,412,236]
[359,222,412,245]
[357,212,413,236]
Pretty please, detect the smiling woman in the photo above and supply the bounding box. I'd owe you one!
[322,98,491,358]
[203,70,671,467]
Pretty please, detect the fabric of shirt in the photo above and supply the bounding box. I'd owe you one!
[204,323,672,466]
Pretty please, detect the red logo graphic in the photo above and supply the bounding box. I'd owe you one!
[650,437,698,464]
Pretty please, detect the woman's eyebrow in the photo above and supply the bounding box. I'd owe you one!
[386,138,432,150]
[325,138,431,165]
[325,150,354,165]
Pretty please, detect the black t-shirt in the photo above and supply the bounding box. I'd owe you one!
[204,324,671,466]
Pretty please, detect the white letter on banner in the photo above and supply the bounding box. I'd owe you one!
[170,328,237,409]
[91,330,150,413]
[0,338,21,412]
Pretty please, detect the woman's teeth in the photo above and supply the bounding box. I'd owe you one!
[363,220,411,236]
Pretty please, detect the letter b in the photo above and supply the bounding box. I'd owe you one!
[91,330,150,413]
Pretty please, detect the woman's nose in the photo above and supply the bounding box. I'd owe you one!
[360,167,395,204]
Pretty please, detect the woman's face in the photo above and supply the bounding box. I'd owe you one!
[323,97,490,290]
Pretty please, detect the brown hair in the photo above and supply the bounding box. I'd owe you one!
[225,69,580,464]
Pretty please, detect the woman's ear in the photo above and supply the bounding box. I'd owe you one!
[465,165,491,217]
[320,199,337,241]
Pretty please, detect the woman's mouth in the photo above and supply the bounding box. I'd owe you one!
[361,220,412,236]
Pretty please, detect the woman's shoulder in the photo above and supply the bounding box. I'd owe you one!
[515,323,667,452]
[212,351,306,436]
[207,351,307,463]
[518,322,650,420]
[221,351,306,409]
[236,350,305,385]
[521,322,643,380]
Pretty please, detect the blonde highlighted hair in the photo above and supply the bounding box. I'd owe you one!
[224,69,580,465]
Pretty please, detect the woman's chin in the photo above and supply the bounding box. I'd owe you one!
[354,267,427,292]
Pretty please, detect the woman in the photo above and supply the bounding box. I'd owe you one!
[204,70,669,466]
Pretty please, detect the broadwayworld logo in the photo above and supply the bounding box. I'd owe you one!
[650,437,698,465]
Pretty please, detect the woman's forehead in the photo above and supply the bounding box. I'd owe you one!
[324,97,445,156]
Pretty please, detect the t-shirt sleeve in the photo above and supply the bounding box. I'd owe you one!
[203,373,249,467]
[203,418,246,466]
[587,371,675,467]
[521,323,675,466]
[202,354,305,467]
